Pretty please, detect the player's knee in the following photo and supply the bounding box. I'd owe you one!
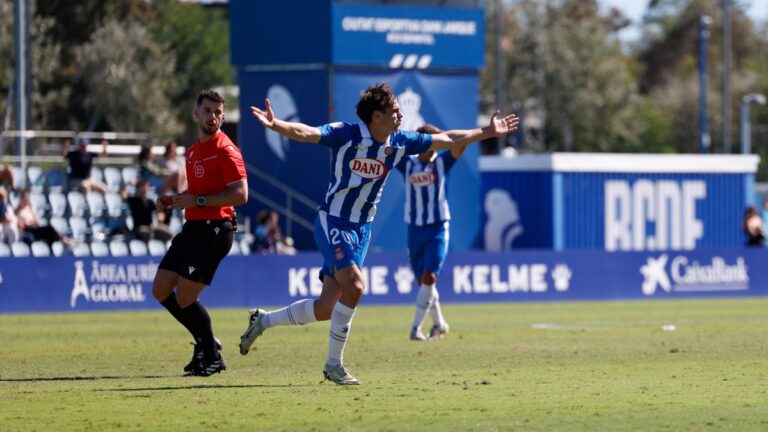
[421,272,437,285]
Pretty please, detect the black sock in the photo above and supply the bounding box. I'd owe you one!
[160,291,197,339]
[181,301,218,360]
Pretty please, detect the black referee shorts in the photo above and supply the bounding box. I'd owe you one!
[159,219,235,286]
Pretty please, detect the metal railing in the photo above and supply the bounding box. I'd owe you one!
[244,162,319,237]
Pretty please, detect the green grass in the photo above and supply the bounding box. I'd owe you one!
[2,299,768,431]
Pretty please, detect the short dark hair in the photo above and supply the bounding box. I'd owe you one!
[197,90,226,107]
[355,83,396,124]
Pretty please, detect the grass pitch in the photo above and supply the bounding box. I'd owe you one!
[2,299,768,431]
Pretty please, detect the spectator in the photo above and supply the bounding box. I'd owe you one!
[14,189,70,247]
[743,206,765,247]
[138,145,170,192]
[0,186,19,245]
[0,164,15,190]
[253,209,295,255]
[160,140,187,194]
[126,179,173,243]
[63,138,108,193]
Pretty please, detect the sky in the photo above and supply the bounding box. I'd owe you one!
[601,0,768,43]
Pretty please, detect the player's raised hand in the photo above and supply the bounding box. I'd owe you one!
[489,110,520,136]
[250,99,276,128]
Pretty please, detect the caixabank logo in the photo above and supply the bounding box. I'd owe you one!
[70,260,157,308]
[640,254,749,296]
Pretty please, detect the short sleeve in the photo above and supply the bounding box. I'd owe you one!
[219,142,247,184]
[399,131,432,155]
[318,122,356,149]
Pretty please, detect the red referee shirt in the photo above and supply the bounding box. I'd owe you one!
[184,130,247,221]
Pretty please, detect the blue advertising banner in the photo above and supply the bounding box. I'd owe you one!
[332,3,484,69]
[237,69,330,249]
[2,248,766,313]
[230,0,331,66]
[334,70,480,251]
[480,154,760,251]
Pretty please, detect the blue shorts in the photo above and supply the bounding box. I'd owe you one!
[314,211,371,277]
[407,221,449,276]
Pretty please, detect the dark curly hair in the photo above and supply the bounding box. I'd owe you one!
[355,83,396,124]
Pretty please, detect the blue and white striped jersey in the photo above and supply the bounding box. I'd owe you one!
[317,122,432,224]
[395,150,457,226]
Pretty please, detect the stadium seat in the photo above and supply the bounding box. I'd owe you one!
[89,220,109,243]
[49,217,69,238]
[8,190,20,209]
[68,217,89,242]
[46,168,65,193]
[122,166,138,187]
[240,239,252,255]
[109,240,129,257]
[169,215,183,236]
[71,242,91,257]
[104,192,125,219]
[0,243,11,257]
[27,166,45,193]
[129,239,148,256]
[228,241,242,256]
[67,191,88,217]
[29,192,47,215]
[90,241,109,257]
[147,239,166,256]
[11,165,25,190]
[86,191,106,219]
[48,192,68,218]
[90,166,103,184]
[103,167,122,193]
[11,242,31,257]
[51,241,67,257]
[30,241,51,257]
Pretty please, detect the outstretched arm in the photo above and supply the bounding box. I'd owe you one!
[428,110,519,152]
[250,99,321,144]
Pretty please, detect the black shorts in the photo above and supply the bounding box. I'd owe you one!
[159,219,235,285]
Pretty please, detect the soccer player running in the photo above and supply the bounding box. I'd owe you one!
[241,83,518,385]
[395,123,464,341]
[152,90,248,377]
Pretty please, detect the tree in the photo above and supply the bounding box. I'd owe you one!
[75,19,181,135]
[148,0,235,138]
[485,0,642,153]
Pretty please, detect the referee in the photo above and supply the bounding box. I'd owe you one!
[152,90,248,376]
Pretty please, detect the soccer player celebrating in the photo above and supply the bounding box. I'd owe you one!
[395,123,463,341]
[241,82,518,385]
[153,90,248,376]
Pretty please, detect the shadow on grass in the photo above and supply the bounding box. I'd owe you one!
[0,375,166,382]
[99,383,305,392]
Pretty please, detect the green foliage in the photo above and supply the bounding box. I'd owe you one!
[75,19,181,135]
[148,0,235,137]
[485,0,642,153]
[2,300,768,431]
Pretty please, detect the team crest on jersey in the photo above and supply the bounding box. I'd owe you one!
[349,158,387,179]
[334,247,345,261]
[194,163,204,178]
[409,171,436,187]
[384,146,394,156]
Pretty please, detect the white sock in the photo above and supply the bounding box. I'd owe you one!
[262,299,317,329]
[326,302,355,367]
[427,284,446,328]
[411,284,434,332]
